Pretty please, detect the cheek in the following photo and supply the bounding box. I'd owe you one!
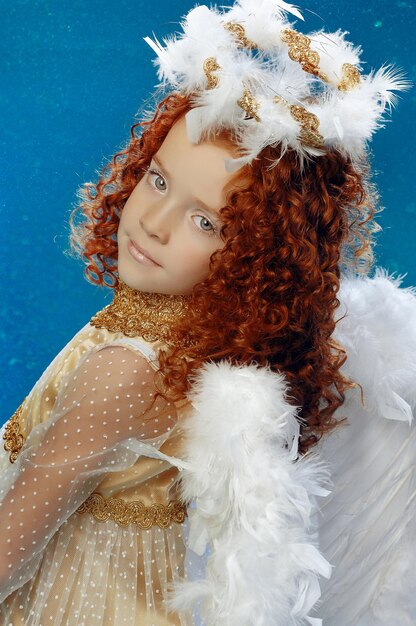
[176,241,220,278]
[118,201,132,231]
[120,183,146,222]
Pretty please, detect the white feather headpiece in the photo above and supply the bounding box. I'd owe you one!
[144,0,411,172]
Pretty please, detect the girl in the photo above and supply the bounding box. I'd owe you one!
[1,1,415,625]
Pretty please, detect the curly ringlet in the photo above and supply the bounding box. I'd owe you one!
[69,91,381,454]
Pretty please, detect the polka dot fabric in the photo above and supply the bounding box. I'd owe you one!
[0,323,194,625]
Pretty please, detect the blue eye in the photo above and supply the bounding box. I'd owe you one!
[192,215,218,237]
[147,169,166,192]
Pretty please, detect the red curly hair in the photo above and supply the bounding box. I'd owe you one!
[69,91,381,454]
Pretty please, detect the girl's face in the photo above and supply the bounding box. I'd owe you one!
[117,116,240,295]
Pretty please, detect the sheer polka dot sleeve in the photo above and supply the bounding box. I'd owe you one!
[0,344,178,603]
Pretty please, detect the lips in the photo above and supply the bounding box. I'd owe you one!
[128,239,161,267]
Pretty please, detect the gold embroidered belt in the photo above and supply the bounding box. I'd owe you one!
[76,492,187,529]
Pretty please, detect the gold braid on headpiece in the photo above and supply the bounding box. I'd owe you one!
[144,0,410,172]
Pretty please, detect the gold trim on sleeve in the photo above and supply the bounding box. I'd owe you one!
[3,399,26,463]
[76,492,187,529]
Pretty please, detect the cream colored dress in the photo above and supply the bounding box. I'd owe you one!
[0,284,195,626]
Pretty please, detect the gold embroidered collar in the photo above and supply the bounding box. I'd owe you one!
[90,278,191,347]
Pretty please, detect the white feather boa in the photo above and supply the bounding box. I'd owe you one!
[167,356,332,625]
[166,268,416,625]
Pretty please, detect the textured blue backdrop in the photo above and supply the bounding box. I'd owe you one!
[1,0,415,422]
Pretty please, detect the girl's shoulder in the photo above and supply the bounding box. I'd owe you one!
[2,319,166,462]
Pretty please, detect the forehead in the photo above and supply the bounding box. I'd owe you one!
[154,117,241,207]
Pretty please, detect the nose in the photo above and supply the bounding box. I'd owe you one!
[140,216,168,244]
[139,199,179,244]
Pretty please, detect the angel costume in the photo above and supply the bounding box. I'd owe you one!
[0,280,195,626]
[0,269,415,626]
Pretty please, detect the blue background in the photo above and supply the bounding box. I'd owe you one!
[1,0,415,423]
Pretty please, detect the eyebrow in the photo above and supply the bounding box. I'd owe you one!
[152,154,222,219]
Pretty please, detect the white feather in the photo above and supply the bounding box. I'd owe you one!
[166,360,332,625]
[229,0,304,24]
[366,63,412,111]
[311,269,416,623]
[143,0,410,171]
[308,30,362,87]
[335,268,416,423]
[226,0,299,50]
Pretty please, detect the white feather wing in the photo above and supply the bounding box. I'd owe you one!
[313,269,416,625]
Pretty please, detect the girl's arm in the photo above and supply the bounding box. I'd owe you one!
[0,344,177,603]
